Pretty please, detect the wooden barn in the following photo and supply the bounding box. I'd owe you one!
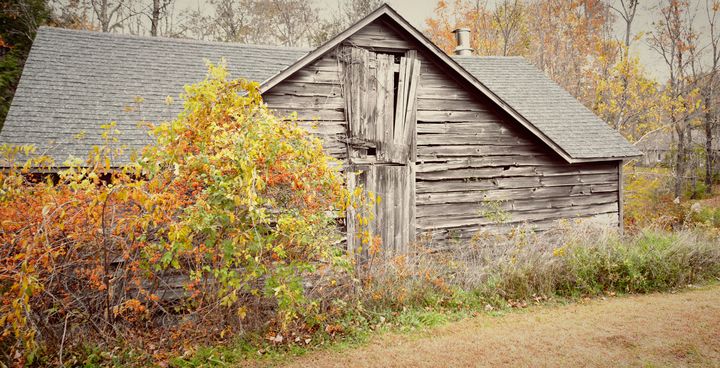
[0,5,641,250]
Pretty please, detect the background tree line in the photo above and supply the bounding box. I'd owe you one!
[1,0,719,197]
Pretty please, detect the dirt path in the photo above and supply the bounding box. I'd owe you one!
[283,286,720,368]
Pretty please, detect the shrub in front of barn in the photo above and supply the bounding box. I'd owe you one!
[0,63,360,366]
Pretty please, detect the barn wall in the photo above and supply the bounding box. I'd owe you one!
[262,56,348,160]
[414,55,620,242]
[263,17,621,246]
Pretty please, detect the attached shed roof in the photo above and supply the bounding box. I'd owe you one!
[0,5,641,167]
[0,27,309,165]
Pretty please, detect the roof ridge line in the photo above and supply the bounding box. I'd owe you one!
[37,26,313,52]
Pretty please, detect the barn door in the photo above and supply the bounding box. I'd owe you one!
[342,47,420,259]
[347,164,414,258]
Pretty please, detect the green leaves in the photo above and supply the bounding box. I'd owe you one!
[138,62,350,331]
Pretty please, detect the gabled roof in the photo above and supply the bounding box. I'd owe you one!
[258,4,641,162]
[0,4,641,167]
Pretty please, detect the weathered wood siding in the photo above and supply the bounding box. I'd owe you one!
[262,56,347,160]
[264,17,621,247]
[414,55,619,242]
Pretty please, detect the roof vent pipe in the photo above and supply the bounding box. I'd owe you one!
[452,28,473,56]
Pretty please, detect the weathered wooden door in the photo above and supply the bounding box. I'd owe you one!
[342,47,420,258]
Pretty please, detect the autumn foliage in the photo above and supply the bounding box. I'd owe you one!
[0,63,354,365]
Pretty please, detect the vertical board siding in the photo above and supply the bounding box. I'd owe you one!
[342,46,419,257]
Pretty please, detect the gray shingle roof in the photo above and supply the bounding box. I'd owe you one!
[0,27,309,165]
[0,26,640,167]
[454,56,641,160]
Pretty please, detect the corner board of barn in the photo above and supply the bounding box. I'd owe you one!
[261,16,624,254]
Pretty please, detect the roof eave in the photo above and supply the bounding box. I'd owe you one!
[568,153,643,164]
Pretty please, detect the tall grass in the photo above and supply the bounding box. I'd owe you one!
[361,223,720,312]
[172,223,720,367]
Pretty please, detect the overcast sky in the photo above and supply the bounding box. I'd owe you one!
[175,0,717,82]
[380,0,710,81]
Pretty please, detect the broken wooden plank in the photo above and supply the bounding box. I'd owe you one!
[417,122,511,134]
[417,110,495,122]
[417,202,619,230]
[382,55,395,162]
[409,163,417,244]
[394,57,408,152]
[403,54,420,163]
[417,134,533,146]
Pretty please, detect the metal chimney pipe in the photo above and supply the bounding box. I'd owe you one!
[452,28,473,56]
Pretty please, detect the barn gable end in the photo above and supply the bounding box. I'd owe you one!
[262,16,623,247]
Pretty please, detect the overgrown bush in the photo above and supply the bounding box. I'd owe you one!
[0,63,357,366]
[624,166,682,229]
[692,206,720,227]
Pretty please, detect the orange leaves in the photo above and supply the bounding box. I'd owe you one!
[112,299,149,323]
[0,62,355,363]
[424,0,618,108]
[323,323,344,336]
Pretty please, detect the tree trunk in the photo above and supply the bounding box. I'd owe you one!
[101,0,109,32]
[624,18,631,48]
[675,126,686,198]
[688,128,697,194]
[706,106,714,187]
[150,0,160,36]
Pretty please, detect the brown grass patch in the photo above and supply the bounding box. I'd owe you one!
[280,286,720,368]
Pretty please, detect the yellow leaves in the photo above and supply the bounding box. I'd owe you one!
[237,306,247,320]
[205,58,229,81]
[590,52,664,141]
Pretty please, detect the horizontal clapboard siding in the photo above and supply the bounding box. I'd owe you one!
[415,54,619,243]
[264,54,348,160]
[345,21,416,51]
[422,213,618,242]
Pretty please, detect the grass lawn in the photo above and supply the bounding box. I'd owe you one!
[269,285,720,368]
